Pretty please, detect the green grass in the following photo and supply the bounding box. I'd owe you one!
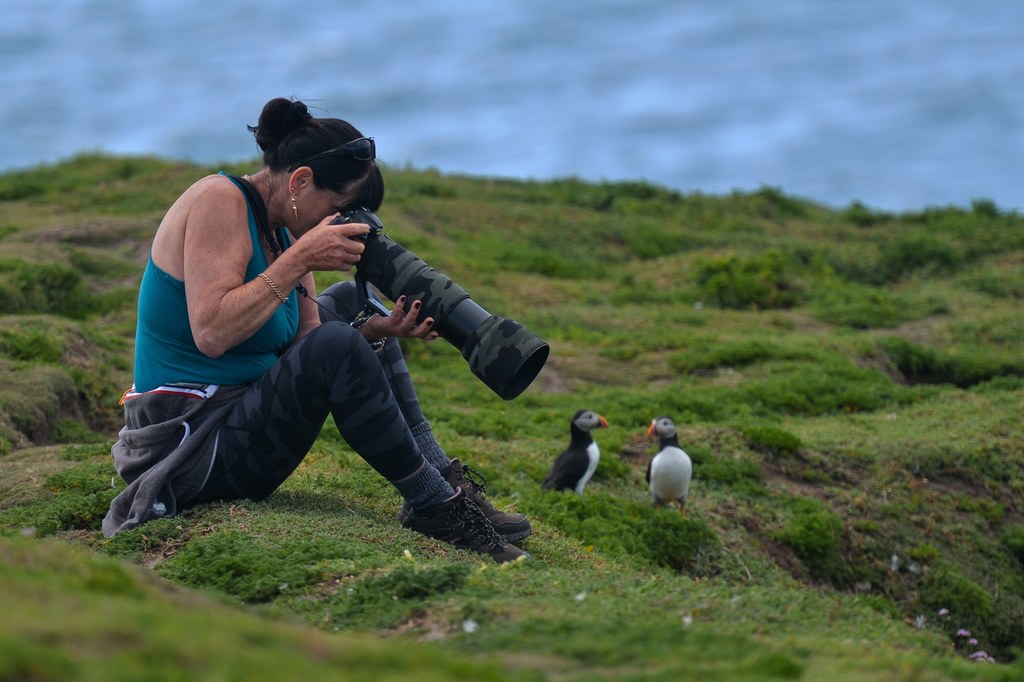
[2,155,1024,680]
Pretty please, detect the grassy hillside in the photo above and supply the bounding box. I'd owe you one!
[1,154,1023,681]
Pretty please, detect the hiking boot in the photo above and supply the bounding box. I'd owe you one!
[401,487,529,563]
[398,458,532,542]
[448,459,533,541]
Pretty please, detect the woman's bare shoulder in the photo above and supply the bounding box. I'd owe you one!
[155,174,249,268]
[181,173,243,202]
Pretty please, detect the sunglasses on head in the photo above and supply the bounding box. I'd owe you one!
[288,136,375,172]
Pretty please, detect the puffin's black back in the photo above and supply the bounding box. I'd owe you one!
[542,409,603,491]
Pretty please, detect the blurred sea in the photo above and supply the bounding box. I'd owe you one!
[2,0,1022,212]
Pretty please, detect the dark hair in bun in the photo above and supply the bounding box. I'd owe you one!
[248,97,374,194]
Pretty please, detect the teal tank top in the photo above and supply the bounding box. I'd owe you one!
[132,174,299,392]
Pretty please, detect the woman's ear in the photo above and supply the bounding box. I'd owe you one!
[289,167,313,191]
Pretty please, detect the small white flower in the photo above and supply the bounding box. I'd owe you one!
[575,591,587,601]
[462,619,478,634]
[681,614,693,628]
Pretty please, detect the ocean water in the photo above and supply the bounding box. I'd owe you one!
[2,0,1022,212]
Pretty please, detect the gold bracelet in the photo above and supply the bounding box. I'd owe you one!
[258,272,288,303]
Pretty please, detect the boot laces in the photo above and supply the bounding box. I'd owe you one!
[458,464,488,494]
[450,495,502,551]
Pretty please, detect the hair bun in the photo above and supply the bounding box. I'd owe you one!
[249,97,313,153]
[282,100,313,135]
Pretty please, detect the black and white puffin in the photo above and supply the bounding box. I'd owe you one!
[542,409,609,494]
[646,416,693,514]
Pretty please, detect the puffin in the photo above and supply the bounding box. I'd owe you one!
[646,416,693,514]
[542,409,609,494]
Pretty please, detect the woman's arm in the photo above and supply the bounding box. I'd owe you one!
[160,175,373,357]
[179,179,313,357]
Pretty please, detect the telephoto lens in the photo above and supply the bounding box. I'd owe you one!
[335,208,549,400]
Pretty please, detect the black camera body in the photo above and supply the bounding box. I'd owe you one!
[334,208,549,400]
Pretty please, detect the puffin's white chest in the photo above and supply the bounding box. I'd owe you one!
[574,441,600,494]
[649,447,692,501]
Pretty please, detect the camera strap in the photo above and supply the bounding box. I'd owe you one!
[229,174,282,255]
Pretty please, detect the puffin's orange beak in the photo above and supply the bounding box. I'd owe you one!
[598,415,609,428]
[646,422,655,439]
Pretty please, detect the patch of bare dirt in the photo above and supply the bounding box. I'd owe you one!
[759,448,857,501]
[740,515,809,582]
[534,362,570,394]
[920,467,994,498]
[34,219,156,251]
[138,518,226,568]
[388,607,452,641]
[0,445,76,509]
[617,432,651,478]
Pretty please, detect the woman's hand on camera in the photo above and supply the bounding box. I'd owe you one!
[297,214,369,272]
[361,296,440,341]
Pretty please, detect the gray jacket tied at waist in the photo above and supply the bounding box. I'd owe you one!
[102,384,247,537]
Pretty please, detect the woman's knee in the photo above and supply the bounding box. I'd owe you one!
[303,320,366,358]
[317,281,361,322]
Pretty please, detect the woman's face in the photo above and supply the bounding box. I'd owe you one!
[291,181,354,235]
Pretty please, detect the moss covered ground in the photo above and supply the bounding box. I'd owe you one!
[1,155,1023,680]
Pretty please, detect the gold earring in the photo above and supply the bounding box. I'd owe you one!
[291,193,298,220]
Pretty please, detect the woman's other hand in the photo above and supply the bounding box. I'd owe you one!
[359,296,440,342]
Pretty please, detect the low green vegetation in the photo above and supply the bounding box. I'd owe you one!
[1,154,1023,680]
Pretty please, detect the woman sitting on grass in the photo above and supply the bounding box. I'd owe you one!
[102,97,530,563]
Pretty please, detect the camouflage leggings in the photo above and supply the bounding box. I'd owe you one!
[192,282,426,503]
